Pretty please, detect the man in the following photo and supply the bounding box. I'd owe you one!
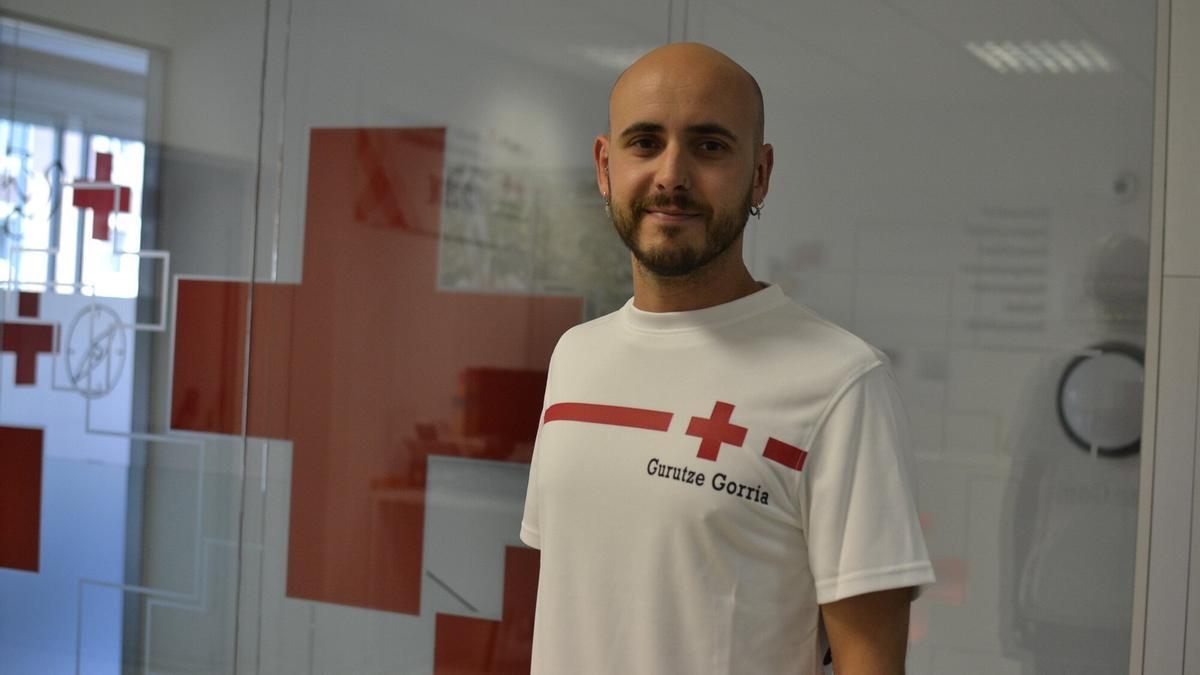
[520,43,934,674]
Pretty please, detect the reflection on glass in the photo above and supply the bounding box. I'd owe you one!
[232,2,660,671]
[0,10,248,674]
[1058,347,1143,454]
[1001,234,1148,675]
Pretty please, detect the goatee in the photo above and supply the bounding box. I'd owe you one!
[609,189,753,278]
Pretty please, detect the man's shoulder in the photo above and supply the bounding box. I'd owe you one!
[757,296,888,376]
[556,307,622,345]
[544,307,623,368]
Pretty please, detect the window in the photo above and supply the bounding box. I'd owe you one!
[0,17,153,299]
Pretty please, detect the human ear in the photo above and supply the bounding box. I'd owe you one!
[753,143,775,204]
[594,135,611,199]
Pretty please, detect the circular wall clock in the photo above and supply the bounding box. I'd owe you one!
[1056,342,1144,456]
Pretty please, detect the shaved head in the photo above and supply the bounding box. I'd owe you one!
[594,41,774,289]
[610,43,765,145]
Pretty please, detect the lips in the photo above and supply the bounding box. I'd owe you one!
[632,195,710,224]
[644,208,703,221]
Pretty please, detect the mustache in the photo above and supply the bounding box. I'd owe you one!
[633,193,710,214]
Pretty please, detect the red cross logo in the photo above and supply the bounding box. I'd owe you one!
[71,152,131,241]
[169,128,578,626]
[687,401,747,462]
[1,292,56,385]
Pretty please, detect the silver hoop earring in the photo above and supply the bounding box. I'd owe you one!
[749,202,763,219]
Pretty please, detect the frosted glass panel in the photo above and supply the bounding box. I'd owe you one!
[0,5,266,673]
[238,2,664,673]
[687,2,1153,673]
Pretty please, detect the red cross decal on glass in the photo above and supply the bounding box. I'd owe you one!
[687,401,747,462]
[71,152,131,241]
[1,292,56,385]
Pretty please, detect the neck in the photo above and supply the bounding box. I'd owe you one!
[631,243,763,313]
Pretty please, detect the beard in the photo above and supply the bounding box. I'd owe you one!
[609,186,753,278]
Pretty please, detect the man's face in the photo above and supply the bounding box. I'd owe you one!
[595,53,770,278]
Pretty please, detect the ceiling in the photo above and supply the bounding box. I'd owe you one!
[407,0,1157,107]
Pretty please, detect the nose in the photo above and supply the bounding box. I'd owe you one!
[654,142,691,193]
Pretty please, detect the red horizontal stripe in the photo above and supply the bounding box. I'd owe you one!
[544,402,672,431]
[763,437,808,471]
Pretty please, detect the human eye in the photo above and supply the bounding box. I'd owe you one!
[697,139,728,153]
[628,136,659,152]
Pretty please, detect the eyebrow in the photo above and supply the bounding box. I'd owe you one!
[618,122,739,143]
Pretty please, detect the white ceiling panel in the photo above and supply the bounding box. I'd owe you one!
[340,0,1157,110]
[690,0,1156,105]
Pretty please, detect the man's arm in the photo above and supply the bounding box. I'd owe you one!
[820,587,912,675]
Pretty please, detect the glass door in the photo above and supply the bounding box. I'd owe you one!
[0,5,269,672]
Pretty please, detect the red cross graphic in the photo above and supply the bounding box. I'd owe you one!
[1,292,56,385]
[687,401,747,461]
[71,152,131,241]
[169,129,581,628]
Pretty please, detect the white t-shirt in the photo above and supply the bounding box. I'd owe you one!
[520,284,934,674]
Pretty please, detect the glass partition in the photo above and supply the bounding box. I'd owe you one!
[0,4,267,673]
[685,2,1154,672]
[236,2,662,671]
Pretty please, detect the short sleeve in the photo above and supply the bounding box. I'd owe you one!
[520,417,543,549]
[803,363,935,604]
[522,348,561,550]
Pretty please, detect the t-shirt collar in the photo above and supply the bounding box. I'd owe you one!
[619,283,786,333]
